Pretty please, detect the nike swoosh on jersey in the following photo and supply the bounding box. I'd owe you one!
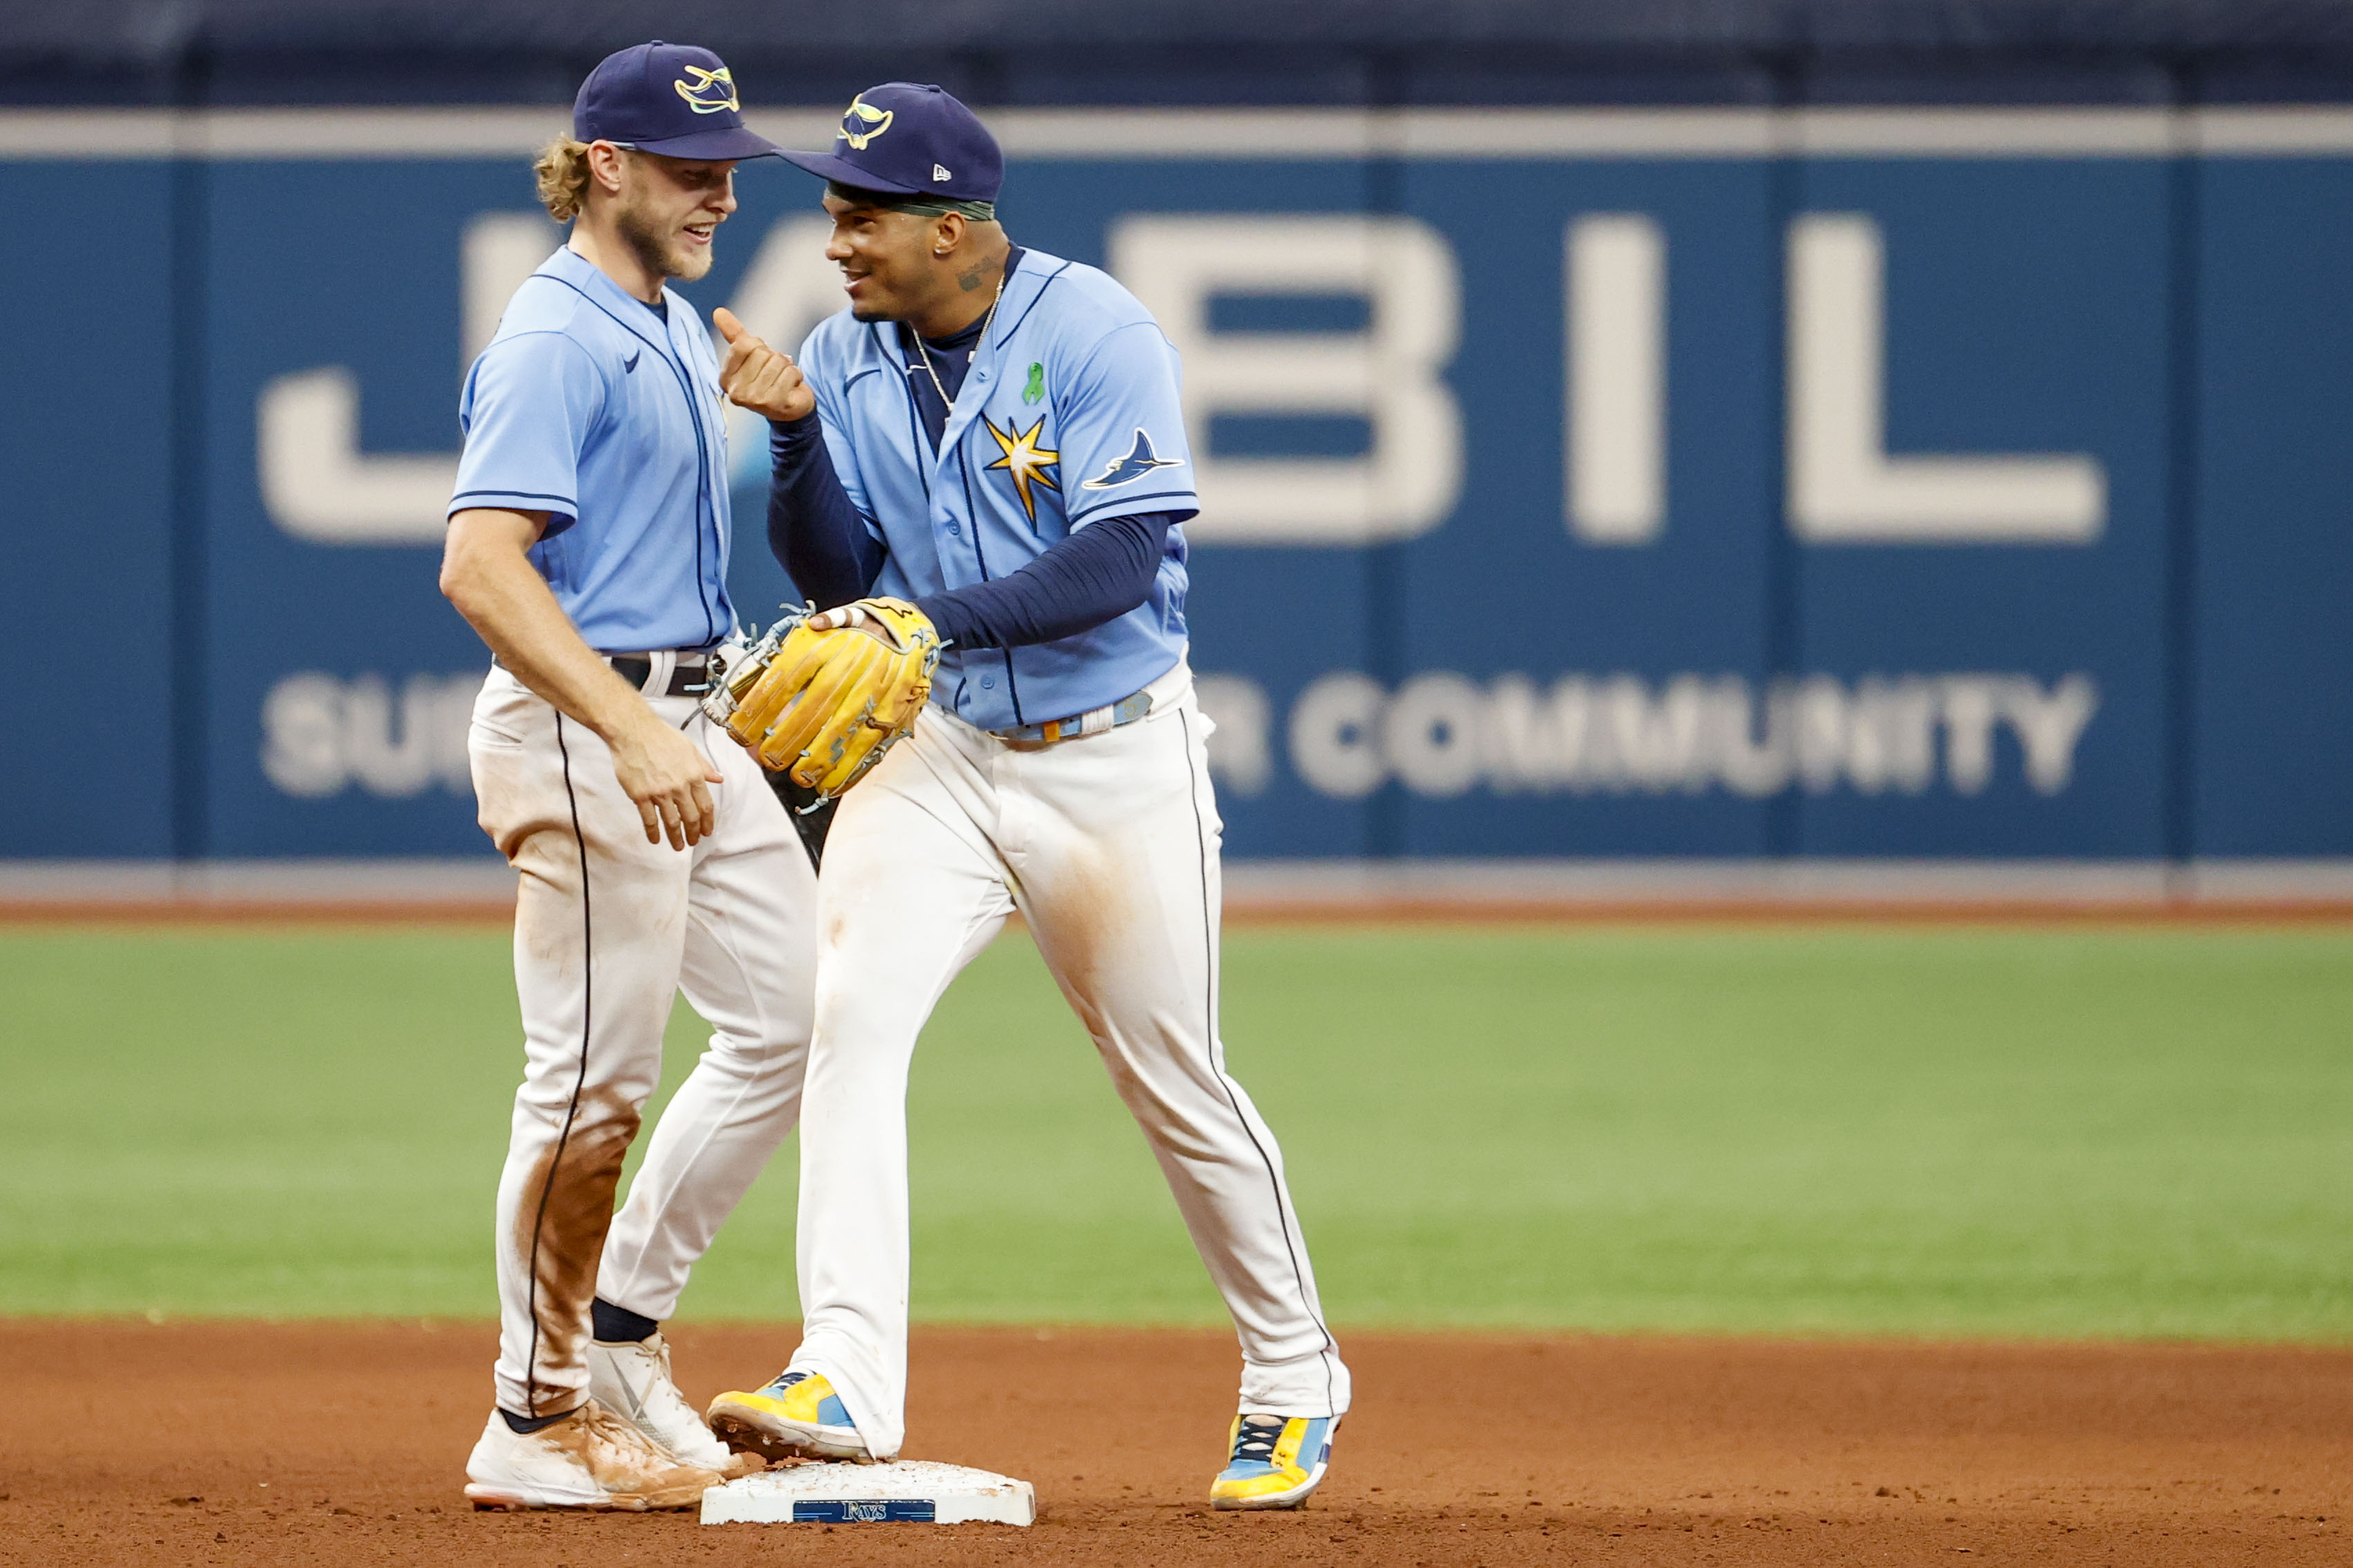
[624,349,641,373]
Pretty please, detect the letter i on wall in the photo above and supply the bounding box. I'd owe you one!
[1566,214,1667,544]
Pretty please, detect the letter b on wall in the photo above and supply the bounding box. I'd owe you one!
[1110,214,1463,545]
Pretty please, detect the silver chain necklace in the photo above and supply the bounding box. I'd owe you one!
[907,277,1005,416]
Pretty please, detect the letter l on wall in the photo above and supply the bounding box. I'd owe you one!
[1786,213,2105,544]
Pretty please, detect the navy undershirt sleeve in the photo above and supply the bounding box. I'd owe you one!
[915,513,1175,651]
[766,416,882,607]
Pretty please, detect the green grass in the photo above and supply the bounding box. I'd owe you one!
[3,923,2350,1339]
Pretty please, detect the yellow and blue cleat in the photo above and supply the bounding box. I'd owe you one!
[706,1370,870,1464]
[1209,1413,1337,1509]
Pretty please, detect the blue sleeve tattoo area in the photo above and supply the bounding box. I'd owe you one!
[764,407,1176,654]
[915,512,1176,652]
[766,416,883,609]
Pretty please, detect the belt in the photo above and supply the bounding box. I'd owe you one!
[492,650,711,697]
[992,686,1155,745]
[609,652,709,698]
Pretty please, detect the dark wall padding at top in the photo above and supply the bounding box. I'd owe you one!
[12,1,2353,107]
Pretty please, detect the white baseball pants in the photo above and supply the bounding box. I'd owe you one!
[788,661,1350,1459]
[469,656,818,1419]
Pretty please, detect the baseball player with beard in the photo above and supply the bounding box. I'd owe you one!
[438,42,818,1511]
[681,83,1353,1508]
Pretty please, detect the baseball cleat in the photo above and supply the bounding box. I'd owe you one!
[461,1399,724,1511]
[588,1332,760,1476]
[1209,1413,1337,1510]
[706,1369,872,1463]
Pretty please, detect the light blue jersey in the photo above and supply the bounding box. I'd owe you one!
[450,246,735,652]
[797,248,1198,732]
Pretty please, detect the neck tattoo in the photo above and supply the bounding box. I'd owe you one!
[908,273,1006,416]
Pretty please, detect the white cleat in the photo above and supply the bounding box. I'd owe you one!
[462,1398,724,1511]
[589,1333,753,1474]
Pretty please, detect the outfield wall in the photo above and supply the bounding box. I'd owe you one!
[6,105,2352,864]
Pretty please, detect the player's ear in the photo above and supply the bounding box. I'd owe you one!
[931,212,964,259]
[586,140,630,197]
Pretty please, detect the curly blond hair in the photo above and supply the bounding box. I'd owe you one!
[533,136,594,222]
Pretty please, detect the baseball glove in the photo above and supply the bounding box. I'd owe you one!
[703,598,942,802]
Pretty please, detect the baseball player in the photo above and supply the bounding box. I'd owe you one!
[692,82,1353,1508]
[437,42,818,1510]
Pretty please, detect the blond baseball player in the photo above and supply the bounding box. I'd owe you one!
[438,42,818,1511]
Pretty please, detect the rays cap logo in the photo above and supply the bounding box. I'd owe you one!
[675,64,738,114]
[573,41,782,162]
[778,82,1003,203]
[839,92,893,149]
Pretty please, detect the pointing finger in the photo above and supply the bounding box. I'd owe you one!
[713,306,745,344]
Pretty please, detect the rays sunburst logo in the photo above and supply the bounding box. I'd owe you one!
[983,415,1060,523]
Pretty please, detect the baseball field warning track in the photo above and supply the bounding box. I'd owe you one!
[3,1320,2346,1567]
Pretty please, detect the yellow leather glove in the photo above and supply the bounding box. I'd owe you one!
[706,599,942,801]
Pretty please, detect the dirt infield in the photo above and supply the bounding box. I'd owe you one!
[3,1322,2348,1567]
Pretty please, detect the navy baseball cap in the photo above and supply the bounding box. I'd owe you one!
[779,82,1003,203]
[573,42,780,162]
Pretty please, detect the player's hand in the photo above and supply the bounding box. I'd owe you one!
[713,307,816,424]
[607,710,724,850]
[807,602,875,633]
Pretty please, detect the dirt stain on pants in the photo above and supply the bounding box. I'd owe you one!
[513,1085,642,1416]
